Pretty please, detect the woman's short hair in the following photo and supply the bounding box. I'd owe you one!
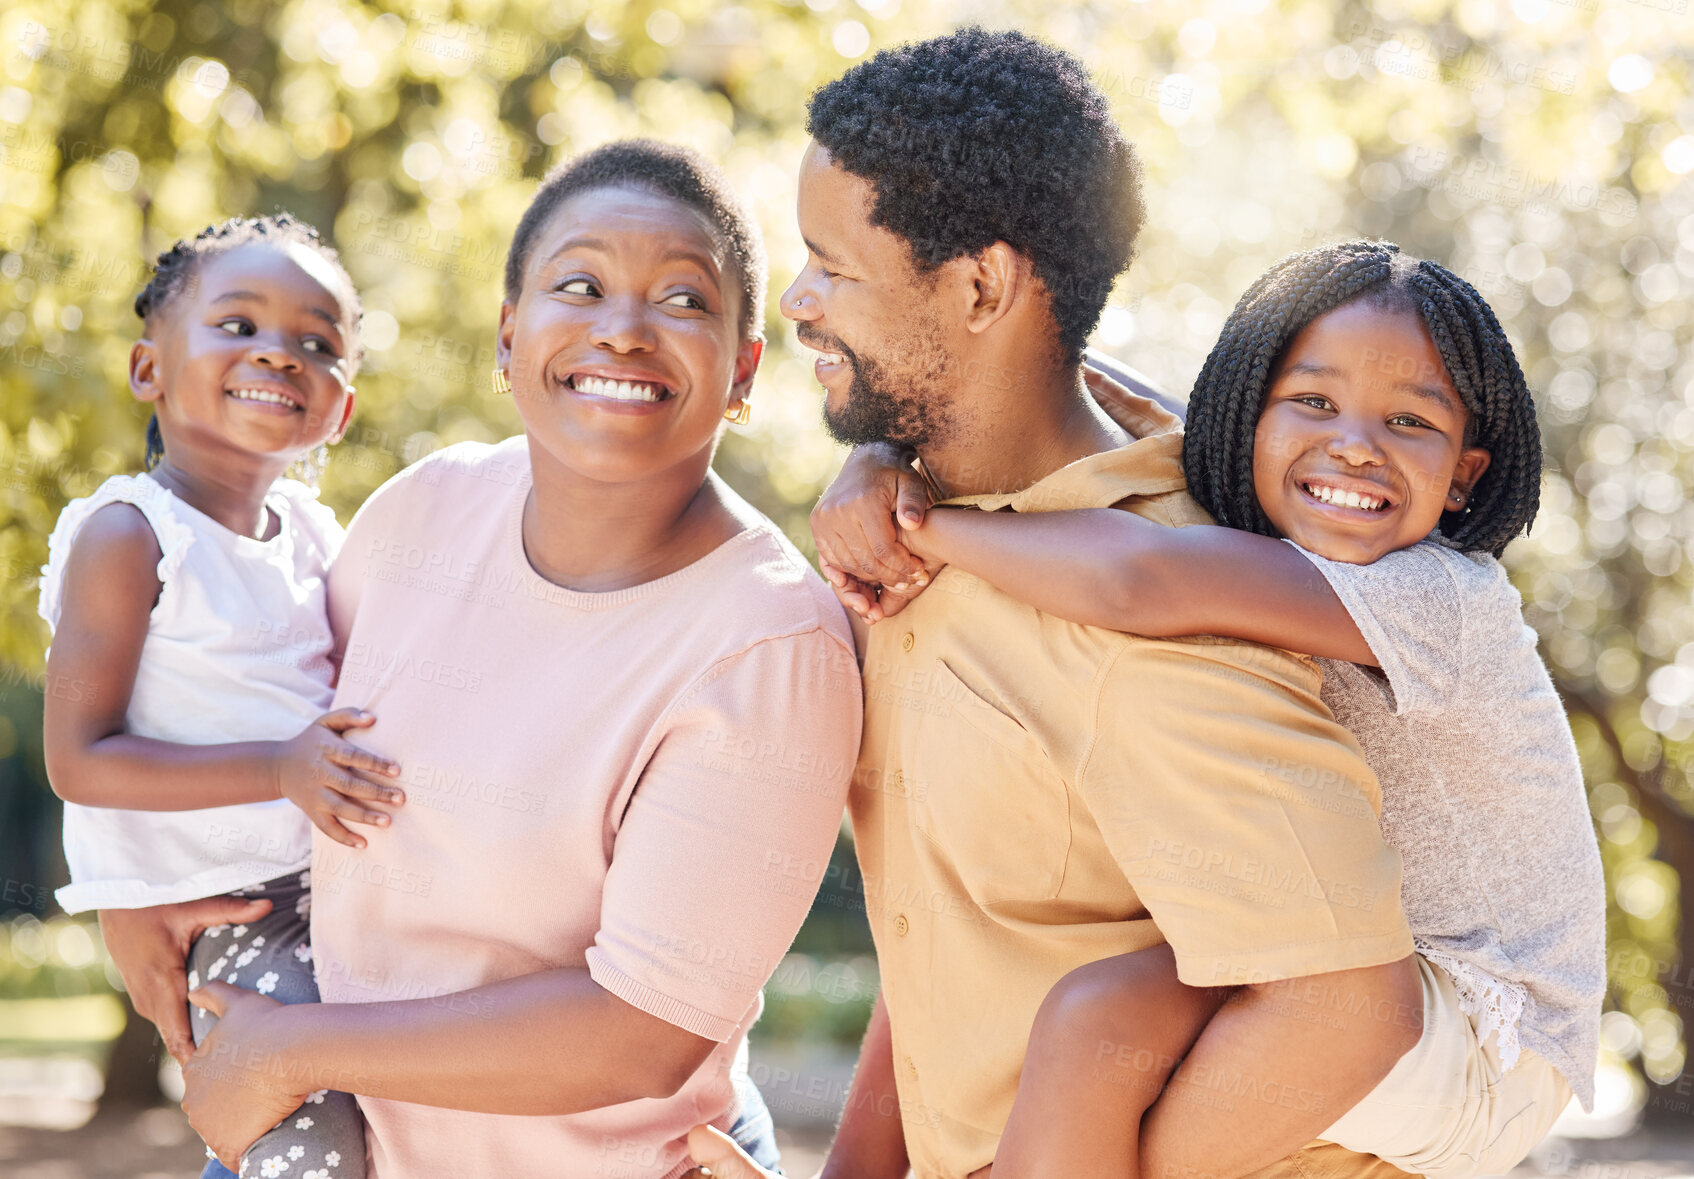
[503,140,767,341]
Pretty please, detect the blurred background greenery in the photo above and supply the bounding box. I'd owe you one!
[1,0,1692,1155]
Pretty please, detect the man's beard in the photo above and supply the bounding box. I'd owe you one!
[813,328,956,450]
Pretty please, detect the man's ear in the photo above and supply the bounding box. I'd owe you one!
[727,337,764,415]
[1448,447,1492,508]
[960,241,1024,337]
[129,339,163,404]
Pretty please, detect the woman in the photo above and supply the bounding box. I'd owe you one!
[102,140,861,1178]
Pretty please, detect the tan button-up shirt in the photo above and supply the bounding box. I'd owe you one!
[849,374,1414,1178]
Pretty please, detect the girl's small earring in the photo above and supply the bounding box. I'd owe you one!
[491,368,512,395]
[723,400,752,426]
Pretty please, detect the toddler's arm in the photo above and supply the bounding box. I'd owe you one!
[42,503,403,846]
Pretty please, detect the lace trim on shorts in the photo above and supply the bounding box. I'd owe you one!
[1417,938,1528,1071]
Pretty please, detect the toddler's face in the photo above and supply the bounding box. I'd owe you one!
[1250,302,1491,565]
[497,185,760,487]
[140,243,357,464]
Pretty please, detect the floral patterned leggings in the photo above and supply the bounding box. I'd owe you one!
[186,870,365,1179]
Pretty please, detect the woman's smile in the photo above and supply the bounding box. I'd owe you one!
[558,365,679,411]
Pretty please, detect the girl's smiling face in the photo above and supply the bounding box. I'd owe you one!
[1251,300,1492,565]
[132,241,358,470]
[496,185,761,486]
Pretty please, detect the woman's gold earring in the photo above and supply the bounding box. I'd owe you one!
[724,401,752,426]
[491,368,512,395]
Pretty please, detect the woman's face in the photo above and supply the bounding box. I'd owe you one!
[496,185,761,486]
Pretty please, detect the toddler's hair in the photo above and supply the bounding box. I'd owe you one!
[1182,240,1541,557]
[135,214,363,469]
[503,139,767,341]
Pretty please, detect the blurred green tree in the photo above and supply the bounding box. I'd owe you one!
[1,0,1691,1126]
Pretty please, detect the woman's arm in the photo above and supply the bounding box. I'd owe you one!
[908,508,1377,666]
[684,994,911,1179]
[42,504,400,840]
[182,972,715,1167]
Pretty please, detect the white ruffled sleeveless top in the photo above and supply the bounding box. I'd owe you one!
[39,474,343,913]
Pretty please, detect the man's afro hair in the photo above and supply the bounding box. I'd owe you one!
[807,27,1145,364]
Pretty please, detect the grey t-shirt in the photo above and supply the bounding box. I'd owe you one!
[1294,539,1605,1110]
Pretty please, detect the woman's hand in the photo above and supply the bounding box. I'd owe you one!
[812,442,937,622]
[273,708,405,848]
[685,1124,787,1179]
[99,895,274,1066]
[183,981,315,1170]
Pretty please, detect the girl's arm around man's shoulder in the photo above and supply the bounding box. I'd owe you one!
[914,506,1377,665]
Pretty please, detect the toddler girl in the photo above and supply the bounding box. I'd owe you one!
[40,215,399,1179]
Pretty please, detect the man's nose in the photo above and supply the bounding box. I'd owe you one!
[779,273,818,322]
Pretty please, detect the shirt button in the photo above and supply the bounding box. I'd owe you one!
[901,632,915,652]
[894,913,910,936]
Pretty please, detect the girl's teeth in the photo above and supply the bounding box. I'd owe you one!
[574,376,663,402]
[1308,484,1384,510]
[229,388,295,407]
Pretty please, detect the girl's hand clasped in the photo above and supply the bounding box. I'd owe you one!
[812,442,940,623]
[273,708,404,848]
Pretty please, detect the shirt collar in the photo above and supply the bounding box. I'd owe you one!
[934,369,1189,513]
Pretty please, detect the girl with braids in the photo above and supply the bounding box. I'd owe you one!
[806,240,1603,1179]
[40,214,388,1178]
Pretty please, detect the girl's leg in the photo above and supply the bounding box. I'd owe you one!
[1141,955,1424,1179]
[186,872,366,1179]
[994,945,1231,1179]
[1320,955,1568,1179]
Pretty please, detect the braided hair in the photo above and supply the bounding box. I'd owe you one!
[134,214,363,469]
[1182,240,1542,557]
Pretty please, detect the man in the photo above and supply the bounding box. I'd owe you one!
[694,28,1420,1179]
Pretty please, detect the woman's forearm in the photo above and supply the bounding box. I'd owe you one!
[260,967,715,1115]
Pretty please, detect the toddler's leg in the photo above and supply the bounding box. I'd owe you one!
[185,873,366,1179]
[994,945,1230,1179]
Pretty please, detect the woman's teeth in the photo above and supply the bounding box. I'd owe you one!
[228,388,297,408]
[573,375,665,402]
[1306,483,1387,511]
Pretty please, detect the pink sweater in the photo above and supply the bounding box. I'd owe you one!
[312,438,861,1178]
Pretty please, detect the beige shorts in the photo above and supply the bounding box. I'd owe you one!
[1319,954,1571,1179]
